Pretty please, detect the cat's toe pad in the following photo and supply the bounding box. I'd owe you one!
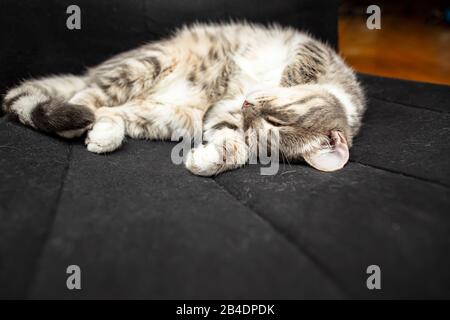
[185,144,221,176]
[85,121,124,154]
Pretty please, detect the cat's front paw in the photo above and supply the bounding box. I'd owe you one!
[85,119,125,154]
[185,144,222,176]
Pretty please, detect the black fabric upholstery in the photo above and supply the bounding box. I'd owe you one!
[353,79,450,186]
[215,159,450,298]
[29,141,343,299]
[1,0,449,299]
[0,119,70,298]
[358,73,450,112]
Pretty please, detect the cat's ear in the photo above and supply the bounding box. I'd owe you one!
[303,131,349,172]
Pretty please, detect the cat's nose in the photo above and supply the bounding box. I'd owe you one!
[242,100,254,108]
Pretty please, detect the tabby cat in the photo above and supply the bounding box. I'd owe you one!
[2,22,365,176]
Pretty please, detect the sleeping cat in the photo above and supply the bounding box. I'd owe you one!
[2,22,365,176]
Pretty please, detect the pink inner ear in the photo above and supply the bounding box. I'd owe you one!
[303,131,349,172]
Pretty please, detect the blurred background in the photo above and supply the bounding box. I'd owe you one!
[339,0,450,85]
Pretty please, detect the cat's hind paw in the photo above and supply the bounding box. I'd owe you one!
[85,119,125,154]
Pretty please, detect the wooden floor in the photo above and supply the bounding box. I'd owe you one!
[339,15,450,85]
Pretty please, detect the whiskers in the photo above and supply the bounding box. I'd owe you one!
[279,147,292,170]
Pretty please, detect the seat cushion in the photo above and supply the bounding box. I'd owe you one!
[355,74,450,185]
[28,140,344,299]
[358,73,449,112]
[1,74,449,299]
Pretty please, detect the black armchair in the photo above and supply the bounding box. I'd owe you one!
[0,0,449,299]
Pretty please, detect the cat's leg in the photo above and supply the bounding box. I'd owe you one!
[185,98,249,176]
[90,49,174,105]
[280,40,331,87]
[85,101,203,153]
[85,106,126,153]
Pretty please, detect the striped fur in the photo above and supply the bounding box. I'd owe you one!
[2,22,365,176]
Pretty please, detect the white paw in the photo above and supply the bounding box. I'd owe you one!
[185,144,222,176]
[85,120,124,154]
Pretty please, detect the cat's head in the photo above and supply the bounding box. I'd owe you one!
[242,86,352,172]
